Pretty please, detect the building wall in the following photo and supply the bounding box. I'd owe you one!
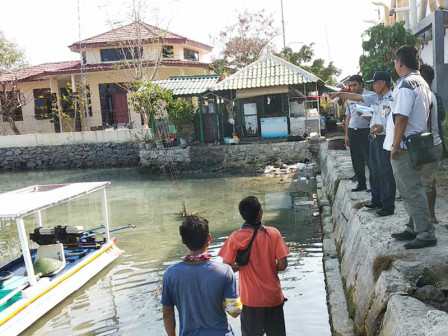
[84,44,206,64]
[419,31,448,66]
[1,65,211,135]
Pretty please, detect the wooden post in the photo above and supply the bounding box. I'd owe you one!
[198,95,205,143]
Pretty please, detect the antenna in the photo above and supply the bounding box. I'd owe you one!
[77,0,89,131]
[281,0,286,49]
[325,27,332,63]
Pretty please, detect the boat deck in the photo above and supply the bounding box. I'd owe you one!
[0,243,103,313]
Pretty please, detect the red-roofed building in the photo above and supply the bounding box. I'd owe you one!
[0,22,213,134]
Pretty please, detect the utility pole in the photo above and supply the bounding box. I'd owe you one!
[281,0,286,49]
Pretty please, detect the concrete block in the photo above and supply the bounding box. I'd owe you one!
[380,295,448,336]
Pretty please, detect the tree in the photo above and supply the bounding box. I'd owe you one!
[277,43,341,85]
[0,31,28,134]
[217,9,279,69]
[209,58,230,77]
[277,45,314,66]
[129,81,173,132]
[167,98,194,139]
[360,22,418,82]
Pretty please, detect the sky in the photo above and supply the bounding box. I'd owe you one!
[0,0,383,80]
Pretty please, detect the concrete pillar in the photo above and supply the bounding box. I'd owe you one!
[432,10,448,106]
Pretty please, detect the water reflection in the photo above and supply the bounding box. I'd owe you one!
[0,168,330,336]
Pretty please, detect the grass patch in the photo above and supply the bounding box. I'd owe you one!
[372,254,399,282]
[354,202,365,210]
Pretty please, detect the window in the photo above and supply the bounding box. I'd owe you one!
[34,89,53,120]
[162,46,174,58]
[59,86,92,118]
[59,88,75,118]
[85,85,92,117]
[0,91,23,122]
[183,48,199,62]
[100,47,143,62]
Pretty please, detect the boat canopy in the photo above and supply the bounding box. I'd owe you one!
[0,182,110,220]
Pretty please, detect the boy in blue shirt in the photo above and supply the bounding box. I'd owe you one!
[162,215,241,336]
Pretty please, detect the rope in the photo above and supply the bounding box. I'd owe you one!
[122,284,162,336]
[152,118,188,216]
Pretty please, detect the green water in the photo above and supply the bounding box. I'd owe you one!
[0,168,331,336]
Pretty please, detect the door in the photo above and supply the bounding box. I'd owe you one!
[112,92,129,124]
[243,103,258,136]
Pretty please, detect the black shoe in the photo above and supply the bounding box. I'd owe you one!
[391,231,417,241]
[376,209,394,217]
[364,203,381,209]
[351,185,367,192]
[404,238,437,249]
[349,175,358,182]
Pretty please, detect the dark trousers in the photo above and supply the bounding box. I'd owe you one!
[348,128,371,188]
[369,135,396,212]
[241,303,286,336]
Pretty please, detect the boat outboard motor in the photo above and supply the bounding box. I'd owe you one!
[30,227,56,245]
[30,226,84,245]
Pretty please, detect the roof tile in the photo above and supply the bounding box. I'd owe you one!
[212,54,323,91]
[153,75,220,96]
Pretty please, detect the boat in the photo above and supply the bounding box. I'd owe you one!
[0,182,128,335]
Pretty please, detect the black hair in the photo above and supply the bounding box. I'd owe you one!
[395,45,420,70]
[239,196,262,223]
[420,64,434,86]
[347,75,364,84]
[179,215,209,251]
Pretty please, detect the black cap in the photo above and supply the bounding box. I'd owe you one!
[366,71,391,85]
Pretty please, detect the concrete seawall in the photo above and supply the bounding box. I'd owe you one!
[318,141,448,335]
[0,138,310,172]
[140,141,310,172]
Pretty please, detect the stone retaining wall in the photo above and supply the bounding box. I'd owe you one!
[319,141,448,336]
[0,140,310,172]
[140,141,310,172]
[0,142,139,171]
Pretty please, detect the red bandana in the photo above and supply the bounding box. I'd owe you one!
[182,253,211,263]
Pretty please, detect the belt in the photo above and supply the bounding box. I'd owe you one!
[350,128,369,131]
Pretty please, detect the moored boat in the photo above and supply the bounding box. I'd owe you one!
[0,182,126,335]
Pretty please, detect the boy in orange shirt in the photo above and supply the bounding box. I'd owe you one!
[218,196,290,336]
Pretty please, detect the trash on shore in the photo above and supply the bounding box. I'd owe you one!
[264,161,315,177]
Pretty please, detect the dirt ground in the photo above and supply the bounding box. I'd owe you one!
[437,161,448,197]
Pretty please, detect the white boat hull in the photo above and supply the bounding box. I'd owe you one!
[0,240,122,335]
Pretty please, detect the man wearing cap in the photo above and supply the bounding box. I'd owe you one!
[330,72,396,216]
[385,45,436,249]
[342,75,374,192]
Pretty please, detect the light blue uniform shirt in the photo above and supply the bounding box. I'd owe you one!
[384,71,432,150]
[345,89,374,129]
[362,90,394,135]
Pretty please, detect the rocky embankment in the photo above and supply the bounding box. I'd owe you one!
[318,139,448,336]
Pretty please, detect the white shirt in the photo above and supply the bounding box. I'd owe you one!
[383,71,432,150]
[430,92,442,146]
[345,89,373,129]
[362,90,394,136]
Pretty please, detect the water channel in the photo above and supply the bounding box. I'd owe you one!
[0,168,331,336]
